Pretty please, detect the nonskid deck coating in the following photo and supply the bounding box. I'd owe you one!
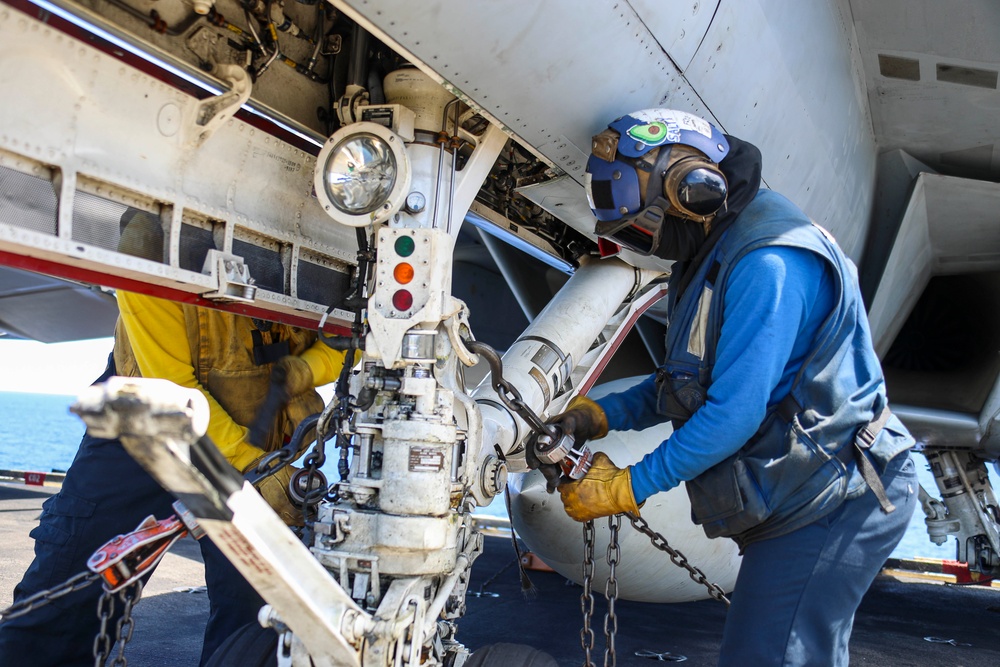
[1,481,998,666]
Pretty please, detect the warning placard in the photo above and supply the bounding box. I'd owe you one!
[408,447,444,473]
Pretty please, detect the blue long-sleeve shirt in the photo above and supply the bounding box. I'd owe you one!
[597,245,835,504]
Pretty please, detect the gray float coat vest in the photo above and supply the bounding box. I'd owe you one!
[658,189,913,547]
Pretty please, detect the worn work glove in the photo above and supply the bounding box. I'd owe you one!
[526,396,610,494]
[249,355,317,449]
[558,452,640,522]
[550,395,609,442]
[273,355,321,438]
[273,355,315,397]
[245,461,304,527]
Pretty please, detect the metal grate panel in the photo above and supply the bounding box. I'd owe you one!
[0,165,57,235]
[179,223,216,273]
[297,260,352,310]
[233,238,284,294]
[72,191,128,251]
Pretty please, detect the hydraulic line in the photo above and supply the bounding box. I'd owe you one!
[103,0,202,36]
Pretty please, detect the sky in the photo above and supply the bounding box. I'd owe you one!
[0,337,116,395]
[0,336,345,401]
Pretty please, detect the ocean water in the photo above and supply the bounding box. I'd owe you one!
[0,391,86,473]
[0,390,992,561]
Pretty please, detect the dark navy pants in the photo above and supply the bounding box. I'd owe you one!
[0,366,263,666]
[718,452,917,666]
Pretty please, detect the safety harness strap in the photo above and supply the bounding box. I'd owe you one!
[251,329,291,366]
[850,405,896,513]
[778,397,896,513]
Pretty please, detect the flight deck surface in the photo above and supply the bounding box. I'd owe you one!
[2,481,998,666]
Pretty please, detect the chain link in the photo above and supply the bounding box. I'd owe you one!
[93,590,115,666]
[578,512,729,667]
[92,580,144,667]
[626,512,730,606]
[580,520,596,667]
[0,570,102,622]
[603,514,620,667]
[112,581,143,666]
[465,340,554,438]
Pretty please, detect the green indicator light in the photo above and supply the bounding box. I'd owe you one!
[394,235,416,257]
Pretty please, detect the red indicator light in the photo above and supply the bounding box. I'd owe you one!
[393,262,414,284]
[392,290,413,311]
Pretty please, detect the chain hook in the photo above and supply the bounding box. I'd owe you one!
[86,515,187,594]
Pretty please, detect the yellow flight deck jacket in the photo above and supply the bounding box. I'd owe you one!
[112,290,346,471]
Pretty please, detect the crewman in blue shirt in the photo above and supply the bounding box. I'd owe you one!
[551,109,917,666]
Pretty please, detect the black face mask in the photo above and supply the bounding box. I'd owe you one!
[651,215,708,262]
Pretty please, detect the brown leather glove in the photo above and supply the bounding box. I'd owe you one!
[274,355,323,445]
[550,395,609,442]
[273,355,314,397]
[558,452,640,522]
[246,462,304,527]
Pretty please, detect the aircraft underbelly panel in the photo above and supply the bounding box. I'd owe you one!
[331,0,720,220]
[685,0,877,259]
[0,3,357,331]
[627,0,722,72]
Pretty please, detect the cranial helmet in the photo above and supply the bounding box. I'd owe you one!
[585,108,730,257]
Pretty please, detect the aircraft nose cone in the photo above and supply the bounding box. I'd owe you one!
[507,470,564,533]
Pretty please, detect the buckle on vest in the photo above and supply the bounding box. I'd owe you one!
[855,405,892,450]
[856,425,877,449]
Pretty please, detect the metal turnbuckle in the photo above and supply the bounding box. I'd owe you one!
[533,426,594,480]
[87,515,188,593]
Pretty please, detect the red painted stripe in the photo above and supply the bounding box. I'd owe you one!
[0,249,353,335]
[579,283,668,395]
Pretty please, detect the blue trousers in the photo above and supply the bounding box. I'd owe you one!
[718,452,917,666]
[0,379,263,666]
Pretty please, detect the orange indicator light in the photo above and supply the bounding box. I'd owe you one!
[393,263,415,284]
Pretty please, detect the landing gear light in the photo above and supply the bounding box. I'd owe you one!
[314,121,411,227]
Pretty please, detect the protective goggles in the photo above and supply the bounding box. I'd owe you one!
[587,139,728,256]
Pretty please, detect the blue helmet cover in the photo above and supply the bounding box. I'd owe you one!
[609,108,730,163]
[585,154,641,222]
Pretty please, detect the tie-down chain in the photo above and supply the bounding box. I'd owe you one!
[463,340,729,665]
[0,506,196,666]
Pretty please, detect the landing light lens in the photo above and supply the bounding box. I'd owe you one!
[322,134,397,215]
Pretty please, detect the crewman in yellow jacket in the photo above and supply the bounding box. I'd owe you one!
[0,208,346,666]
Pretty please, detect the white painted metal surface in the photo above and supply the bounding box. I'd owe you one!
[0,3,357,328]
[472,257,656,480]
[5,0,1000,660]
[869,173,1000,356]
[331,0,875,259]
